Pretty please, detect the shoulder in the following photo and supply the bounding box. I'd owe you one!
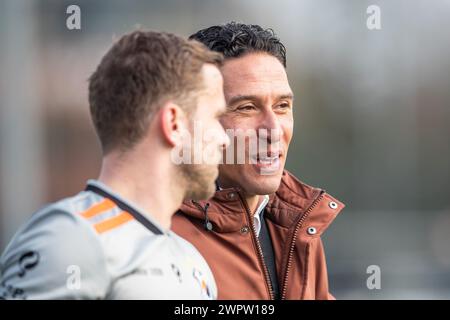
[4,191,103,249]
[0,192,111,299]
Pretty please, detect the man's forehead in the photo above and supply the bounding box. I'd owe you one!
[220,53,292,101]
[201,64,224,96]
[202,63,223,85]
[223,77,293,103]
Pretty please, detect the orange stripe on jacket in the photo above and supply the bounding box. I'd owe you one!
[80,198,116,219]
[94,211,134,233]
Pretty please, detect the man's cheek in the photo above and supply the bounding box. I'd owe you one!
[282,123,294,143]
[221,113,252,129]
[219,117,234,130]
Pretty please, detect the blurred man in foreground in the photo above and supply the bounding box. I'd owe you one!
[0,30,229,299]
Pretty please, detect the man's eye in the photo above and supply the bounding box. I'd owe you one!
[236,105,256,111]
[276,103,291,110]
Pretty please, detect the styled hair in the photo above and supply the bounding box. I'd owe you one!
[189,22,286,67]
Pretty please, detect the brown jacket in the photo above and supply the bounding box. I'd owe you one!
[172,171,345,300]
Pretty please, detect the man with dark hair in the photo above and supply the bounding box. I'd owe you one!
[0,30,229,299]
[172,22,345,300]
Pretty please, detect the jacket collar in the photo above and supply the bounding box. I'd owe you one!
[178,170,344,235]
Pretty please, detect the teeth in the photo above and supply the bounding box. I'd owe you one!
[250,154,281,164]
[260,155,279,160]
[256,156,279,163]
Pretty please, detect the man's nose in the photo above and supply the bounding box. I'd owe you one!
[258,110,283,144]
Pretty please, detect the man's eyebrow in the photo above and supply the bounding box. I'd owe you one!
[278,93,294,102]
[227,93,294,105]
[279,93,294,100]
[227,95,259,106]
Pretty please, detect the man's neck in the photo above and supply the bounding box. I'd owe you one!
[245,194,263,216]
[97,151,182,230]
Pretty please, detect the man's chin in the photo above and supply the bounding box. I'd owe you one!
[245,171,283,195]
[180,165,218,201]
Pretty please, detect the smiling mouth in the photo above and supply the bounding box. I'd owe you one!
[250,152,283,171]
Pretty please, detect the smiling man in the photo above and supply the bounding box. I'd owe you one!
[172,22,345,300]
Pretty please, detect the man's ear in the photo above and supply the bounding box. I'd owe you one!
[159,102,187,147]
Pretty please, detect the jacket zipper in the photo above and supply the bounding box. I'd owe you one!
[237,191,275,300]
[280,191,325,300]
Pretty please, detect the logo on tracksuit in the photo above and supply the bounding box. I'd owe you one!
[192,268,212,300]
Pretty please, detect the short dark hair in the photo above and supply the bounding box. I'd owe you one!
[89,30,223,154]
[189,22,286,67]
